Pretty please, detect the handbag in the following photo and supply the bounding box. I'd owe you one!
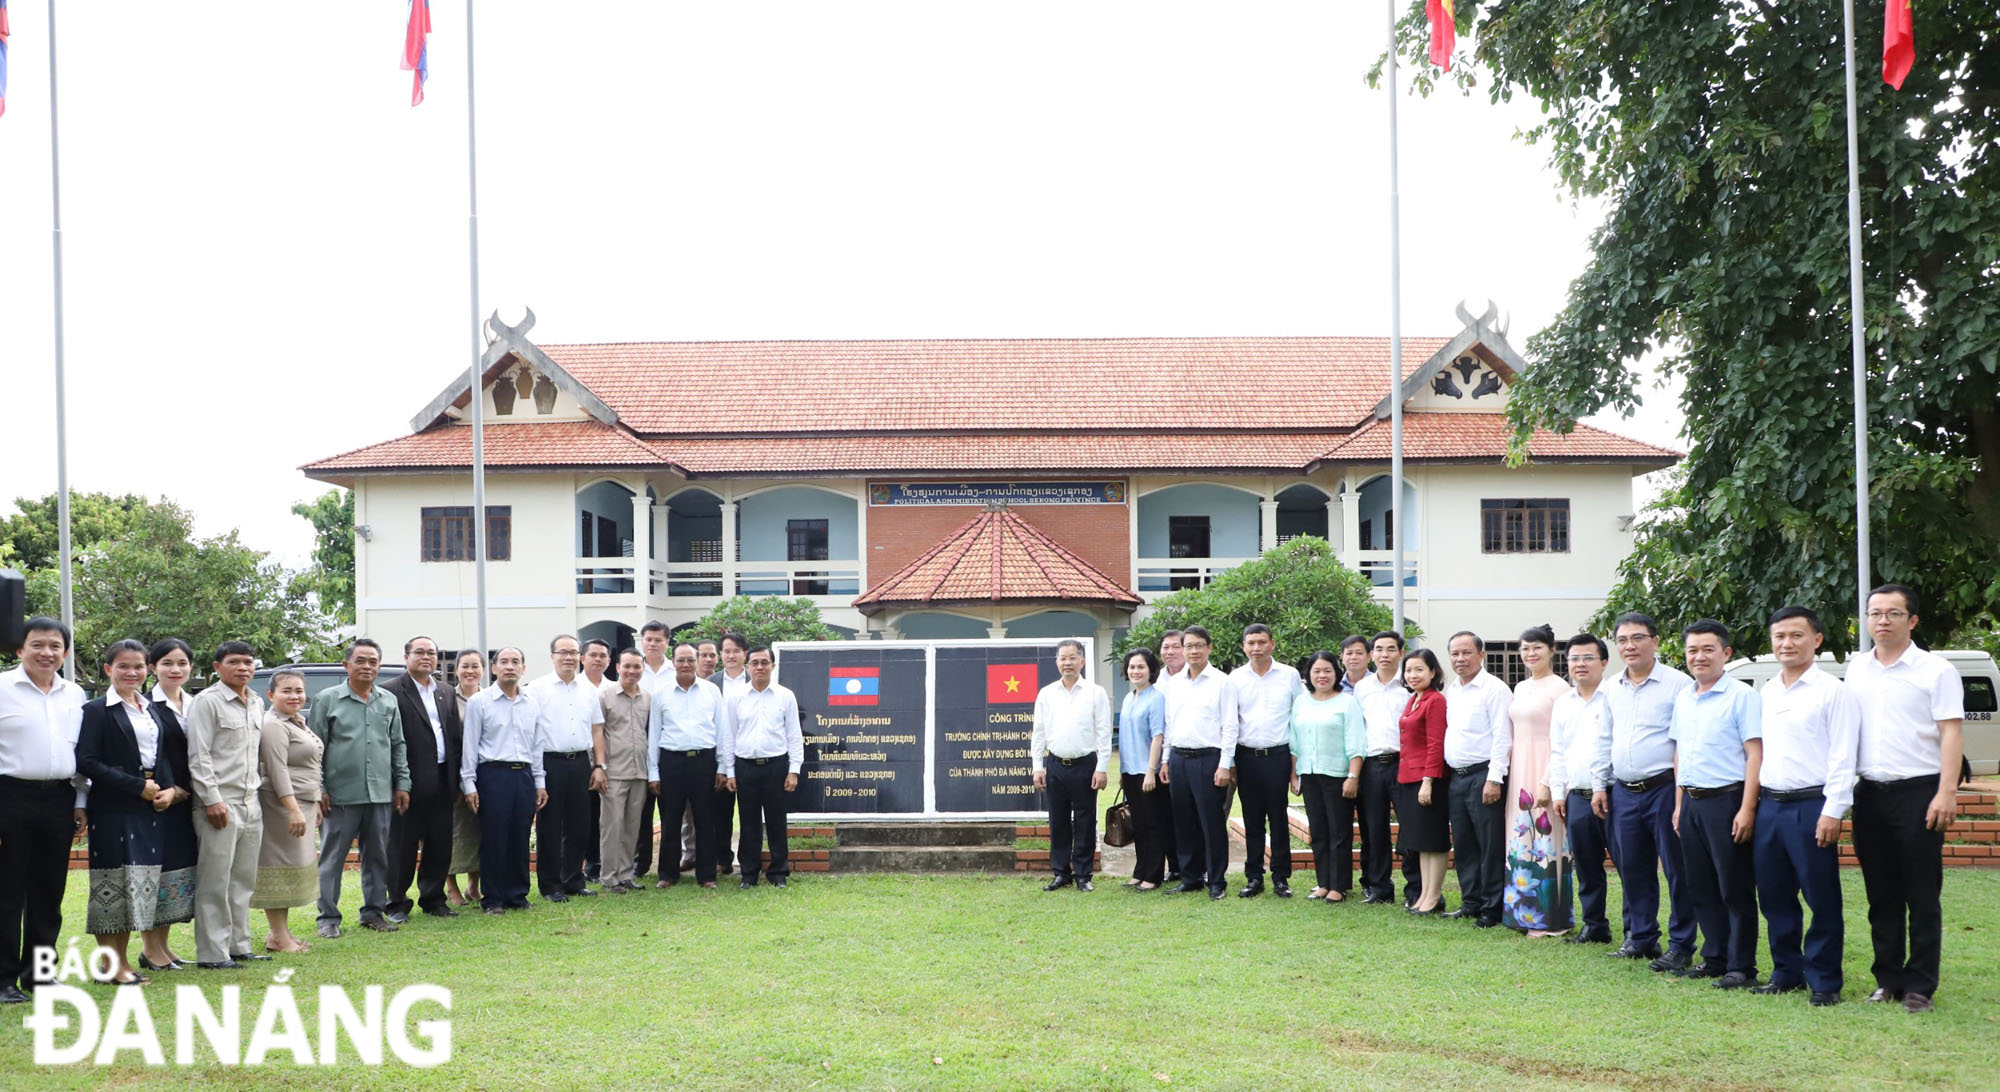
[1102,786,1135,847]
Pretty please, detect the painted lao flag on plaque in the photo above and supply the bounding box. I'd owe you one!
[986,663,1038,704]
[828,666,881,706]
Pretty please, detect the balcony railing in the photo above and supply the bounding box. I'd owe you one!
[1135,557,1260,599]
[575,558,862,600]
[1351,550,1418,590]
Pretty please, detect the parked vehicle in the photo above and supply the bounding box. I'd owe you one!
[1726,650,2000,775]
[249,662,406,710]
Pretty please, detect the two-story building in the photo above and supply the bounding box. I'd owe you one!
[302,307,1677,687]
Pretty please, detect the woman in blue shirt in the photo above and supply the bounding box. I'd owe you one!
[1117,649,1169,891]
[1290,651,1365,901]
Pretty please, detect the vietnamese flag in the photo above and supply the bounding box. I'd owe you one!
[1426,0,1455,71]
[1882,0,1913,90]
[986,664,1038,704]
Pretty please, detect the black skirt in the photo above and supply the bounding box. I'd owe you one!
[1396,774,1451,855]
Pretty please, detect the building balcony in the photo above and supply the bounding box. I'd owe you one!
[573,557,862,607]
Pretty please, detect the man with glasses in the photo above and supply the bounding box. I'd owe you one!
[1846,584,1964,1013]
[1543,633,1614,943]
[385,636,462,922]
[530,635,605,901]
[1354,630,1413,906]
[1161,626,1239,900]
[1596,612,1696,970]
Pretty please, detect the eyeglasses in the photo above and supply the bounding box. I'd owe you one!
[1866,610,1910,622]
[1612,635,1655,646]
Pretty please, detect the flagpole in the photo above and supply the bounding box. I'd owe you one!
[46,0,74,680]
[1385,0,1406,637]
[463,0,489,662]
[1840,0,1872,649]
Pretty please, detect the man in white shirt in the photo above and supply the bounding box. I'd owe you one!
[459,647,545,913]
[1031,640,1113,892]
[633,622,675,882]
[649,642,728,890]
[1161,625,1239,900]
[1846,583,1965,1013]
[1354,630,1413,906]
[579,638,614,885]
[721,646,804,888]
[1751,606,1859,1007]
[530,635,606,902]
[1542,633,1614,943]
[0,618,88,1002]
[1155,629,1186,880]
[1597,611,1696,968]
[707,631,754,877]
[1230,624,1303,899]
[1442,631,1513,926]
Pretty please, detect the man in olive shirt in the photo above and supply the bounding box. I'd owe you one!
[185,640,266,968]
[309,639,412,938]
[595,649,653,893]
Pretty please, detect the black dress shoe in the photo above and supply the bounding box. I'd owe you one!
[483,906,506,916]
[1164,873,1183,885]
[361,918,400,932]
[1238,880,1264,899]
[1649,948,1693,973]
[1168,882,1205,895]
[1043,877,1073,892]
[770,877,788,889]
[1714,972,1757,990]
[386,911,411,924]
[196,961,242,970]
[1441,908,1475,920]
[1903,993,1935,1013]
[1565,930,1614,945]
[568,887,599,897]
[738,878,758,890]
[1361,893,1388,905]
[1750,981,1805,996]
[1076,880,1093,892]
[424,906,461,918]
[1809,991,1842,1007]
[1272,880,1292,898]
[1474,915,1501,928]
[543,892,571,903]
[230,951,273,962]
[1864,987,1903,1003]
[1607,942,1662,960]
[1673,960,1726,980]
[0,984,31,1004]
[1208,888,1227,901]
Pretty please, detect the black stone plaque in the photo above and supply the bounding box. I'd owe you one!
[777,645,927,813]
[931,646,1057,813]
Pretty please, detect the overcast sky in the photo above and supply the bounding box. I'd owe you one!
[0,2,1681,567]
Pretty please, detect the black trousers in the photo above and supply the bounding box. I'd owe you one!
[1853,775,1945,997]
[712,785,737,872]
[736,759,790,880]
[1234,745,1293,882]
[632,789,657,876]
[1121,773,1171,885]
[1358,754,1410,901]
[1045,756,1098,882]
[656,748,719,884]
[536,753,592,895]
[1300,773,1356,893]
[387,769,454,915]
[1447,762,1505,919]
[1160,772,1182,878]
[475,763,534,910]
[1680,788,1759,974]
[0,778,74,989]
[1168,748,1229,893]
[1566,790,1613,937]
[584,782,601,880]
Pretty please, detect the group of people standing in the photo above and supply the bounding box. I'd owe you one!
[1036,584,1964,1012]
[0,619,805,999]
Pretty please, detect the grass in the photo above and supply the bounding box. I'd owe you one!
[4,867,1996,1090]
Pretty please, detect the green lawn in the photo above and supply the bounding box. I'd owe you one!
[4,867,1994,1090]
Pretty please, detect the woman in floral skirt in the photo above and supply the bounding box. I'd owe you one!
[1502,624,1574,935]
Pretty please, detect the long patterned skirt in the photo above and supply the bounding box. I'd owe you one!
[86,808,167,933]
[156,798,198,926]
[450,797,482,874]
[250,795,320,910]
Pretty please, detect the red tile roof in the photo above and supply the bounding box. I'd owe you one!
[1313,414,1679,466]
[547,337,1452,435]
[302,420,669,476]
[854,508,1142,613]
[657,432,1352,474]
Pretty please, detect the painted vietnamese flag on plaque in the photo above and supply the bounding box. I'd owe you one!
[986,664,1038,704]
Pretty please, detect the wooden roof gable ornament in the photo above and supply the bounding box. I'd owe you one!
[408,307,621,433]
[1371,298,1529,419]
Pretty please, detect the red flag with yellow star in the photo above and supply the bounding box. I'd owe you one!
[1426,0,1455,70]
[986,664,1038,704]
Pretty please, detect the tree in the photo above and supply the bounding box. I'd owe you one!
[10,496,340,685]
[1116,538,1403,672]
[0,492,151,574]
[686,597,838,650]
[1399,3,1999,653]
[292,489,357,625]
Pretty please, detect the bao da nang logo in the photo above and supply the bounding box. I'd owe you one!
[23,942,451,1067]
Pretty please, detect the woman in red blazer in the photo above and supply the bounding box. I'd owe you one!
[1396,648,1451,915]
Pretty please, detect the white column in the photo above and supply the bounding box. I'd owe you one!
[629,488,652,629]
[1324,497,1341,551]
[986,623,1010,640]
[1340,476,1363,569]
[719,500,739,599]
[1259,498,1279,554]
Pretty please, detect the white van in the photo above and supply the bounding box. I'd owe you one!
[1725,650,2000,775]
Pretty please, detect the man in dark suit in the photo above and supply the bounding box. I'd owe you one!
[385,636,462,921]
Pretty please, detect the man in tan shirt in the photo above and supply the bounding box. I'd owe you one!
[593,650,653,893]
[185,641,267,969]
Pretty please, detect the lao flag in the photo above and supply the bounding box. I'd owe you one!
[1,0,12,119]
[403,0,431,106]
[828,666,880,707]
[986,664,1038,704]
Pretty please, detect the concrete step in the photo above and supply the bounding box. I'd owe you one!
[835,822,1017,847]
[829,846,1020,872]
